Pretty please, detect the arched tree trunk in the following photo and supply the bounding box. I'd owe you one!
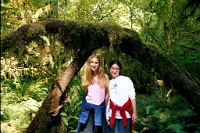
[25,54,89,133]
[1,19,200,132]
[119,40,200,114]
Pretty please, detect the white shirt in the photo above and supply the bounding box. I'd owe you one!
[106,76,136,119]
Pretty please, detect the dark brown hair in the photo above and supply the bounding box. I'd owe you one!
[109,60,122,74]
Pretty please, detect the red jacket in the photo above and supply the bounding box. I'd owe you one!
[109,99,133,133]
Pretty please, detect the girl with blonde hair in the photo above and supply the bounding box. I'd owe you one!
[77,54,109,133]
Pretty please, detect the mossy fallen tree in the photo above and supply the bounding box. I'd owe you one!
[1,19,200,132]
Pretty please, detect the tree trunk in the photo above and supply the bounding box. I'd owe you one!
[25,54,89,133]
[119,41,200,113]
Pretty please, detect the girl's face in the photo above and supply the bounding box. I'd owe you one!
[90,57,99,72]
[110,64,120,79]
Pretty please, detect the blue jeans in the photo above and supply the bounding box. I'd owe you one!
[110,118,131,133]
[83,111,109,133]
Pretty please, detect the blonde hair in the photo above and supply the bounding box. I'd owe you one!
[82,54,109,88]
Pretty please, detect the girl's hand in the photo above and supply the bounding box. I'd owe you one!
[132,113,138,124]
[107,119,110,125]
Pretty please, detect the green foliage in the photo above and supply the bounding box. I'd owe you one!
[166,123,186,133]
[1,77,49,102]
[174,46,200,83]
[61,74,85,132]
[1,73,200,132]
[135,90,200,132]
[1,111,10,122]
[1,77,48,132]
[134,0,200,85]
[1,98,42,133]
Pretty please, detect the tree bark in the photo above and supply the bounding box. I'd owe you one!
[119,41,200,113]
[25,54,89,133]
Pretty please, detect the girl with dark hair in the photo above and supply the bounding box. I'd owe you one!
[107,60,138,133]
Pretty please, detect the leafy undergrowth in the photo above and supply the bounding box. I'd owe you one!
[1,77,46,133]
[134,90,200,133]
[1,77,200,133]
[1,100,41,133]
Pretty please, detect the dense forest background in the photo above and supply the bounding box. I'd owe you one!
[1,0,200,133]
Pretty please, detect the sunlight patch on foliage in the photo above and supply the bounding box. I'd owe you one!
[1,99,42,133]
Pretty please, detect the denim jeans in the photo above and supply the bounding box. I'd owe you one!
[83,111,106,133]
[110,118,131,133]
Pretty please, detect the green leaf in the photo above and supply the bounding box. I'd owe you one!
[39,35,50,46]
[166,123,186,133]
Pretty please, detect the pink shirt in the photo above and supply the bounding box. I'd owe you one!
[86,77,105,105]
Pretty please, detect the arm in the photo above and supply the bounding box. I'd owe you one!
[106,100,110,125]
[82,75,88,93]
[84,86,88,93]
[126,77,138,123]
[105,74,110,125]
[105,86,109,104]
[131,98,138,124]
[105,74,110,105]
